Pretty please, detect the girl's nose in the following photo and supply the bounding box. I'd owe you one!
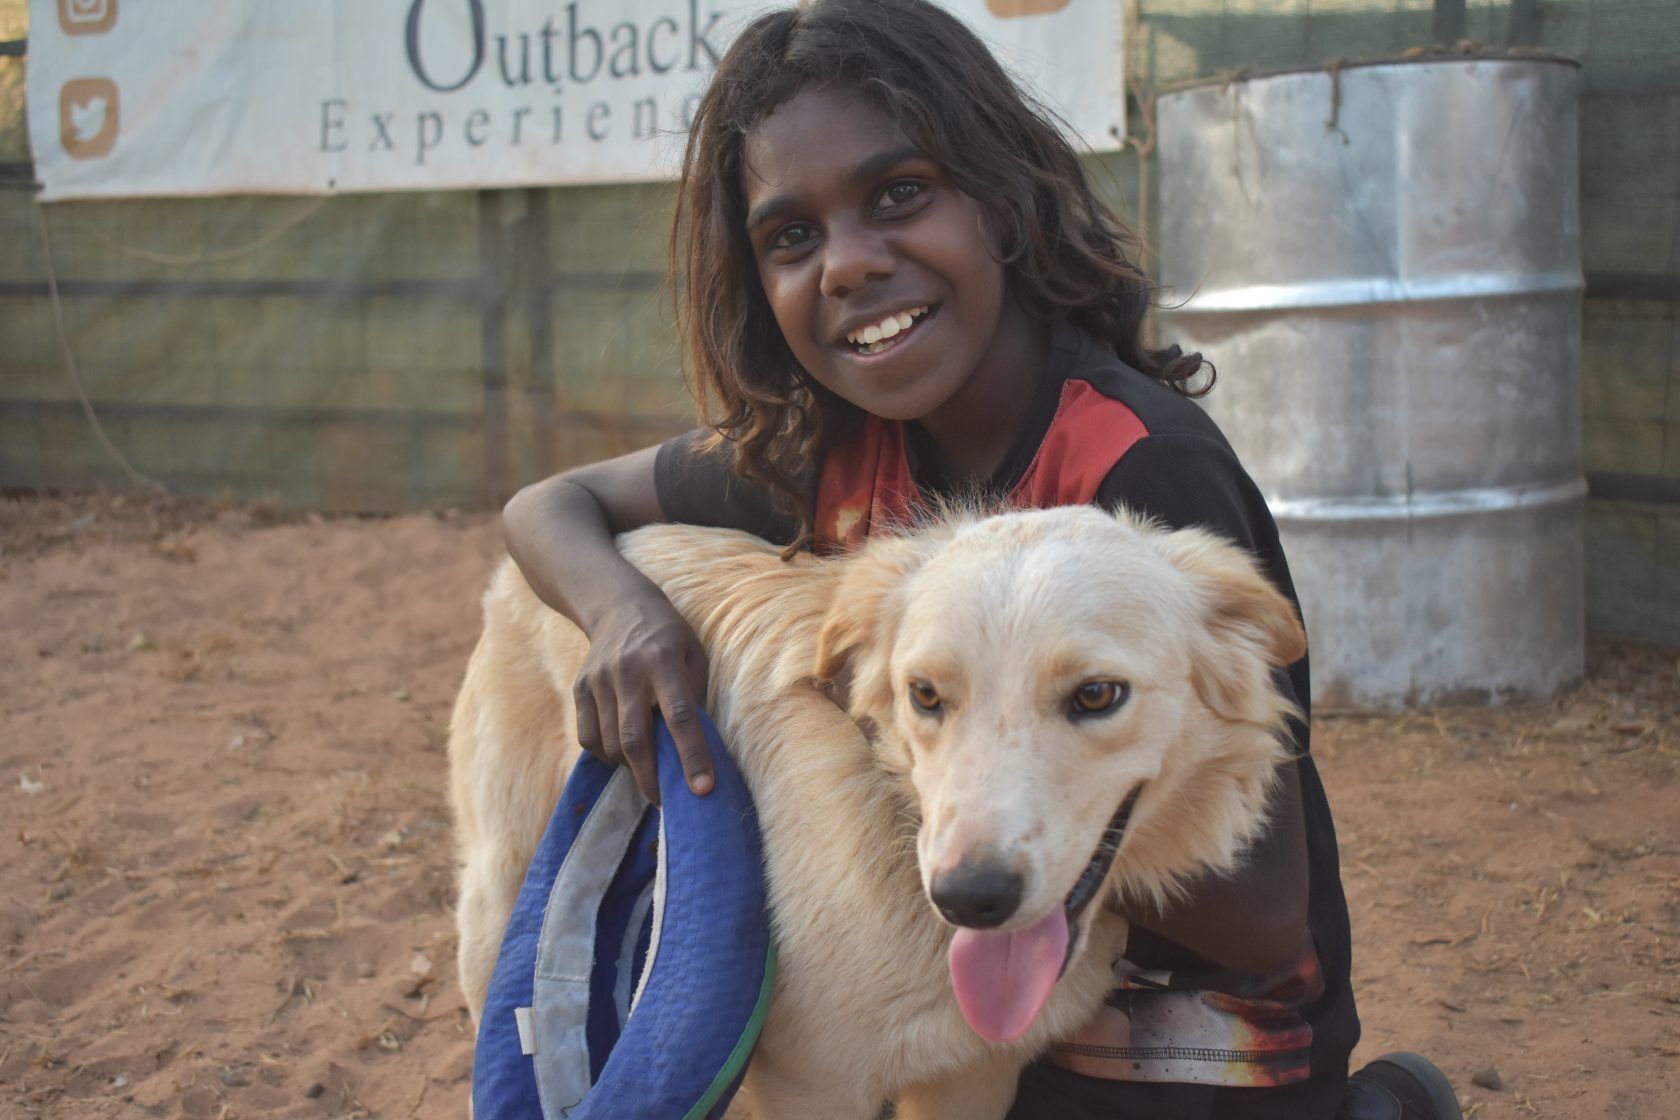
[819,220,895,299]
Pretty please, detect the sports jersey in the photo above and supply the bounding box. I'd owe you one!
[654,322,1359,1116]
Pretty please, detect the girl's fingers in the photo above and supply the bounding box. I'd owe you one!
[654,667,713,797]
[614,688,662,807]
[685,647,710,716]
[574,677,609,763]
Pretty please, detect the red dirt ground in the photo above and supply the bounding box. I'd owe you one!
[2,492,1676,1119]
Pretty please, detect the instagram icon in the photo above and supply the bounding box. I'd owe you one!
[58,0,117,36]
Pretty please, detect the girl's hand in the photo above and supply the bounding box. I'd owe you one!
[572,590,713,806]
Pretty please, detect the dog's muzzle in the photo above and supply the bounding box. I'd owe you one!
[1059,784,1143,974]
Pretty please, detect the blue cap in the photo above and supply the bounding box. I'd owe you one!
[473,710,775,1119]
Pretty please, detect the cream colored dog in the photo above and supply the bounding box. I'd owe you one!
[450,505,1306,1119]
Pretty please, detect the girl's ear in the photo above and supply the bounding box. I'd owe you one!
[1151,526,1307,724]
[814,534,940,719]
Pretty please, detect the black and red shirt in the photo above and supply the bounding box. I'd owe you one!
[655,323,1359,1111]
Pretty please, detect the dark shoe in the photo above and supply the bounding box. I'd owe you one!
[1337,1052,1462,1120]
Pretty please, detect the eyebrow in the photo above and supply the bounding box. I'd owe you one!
[744,144,929,233]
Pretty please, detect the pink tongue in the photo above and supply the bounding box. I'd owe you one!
[948,907,1070,1043]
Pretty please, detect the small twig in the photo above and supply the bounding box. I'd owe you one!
[382,1001,456,1025]
[1324,58,1351,144]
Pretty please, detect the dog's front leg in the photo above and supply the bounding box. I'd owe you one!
[737,1054,889,1120]
[893,1054,1020,1120]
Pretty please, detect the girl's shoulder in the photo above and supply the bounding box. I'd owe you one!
[1057,326,1232,452]
[654,430,806,546]
[1047,328,1278,551]
[993,324,1246,505]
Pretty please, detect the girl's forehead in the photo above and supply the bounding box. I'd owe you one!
[753,84,899,136]
[741,86,924,197]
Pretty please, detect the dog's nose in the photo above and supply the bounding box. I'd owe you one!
[930,860,1024,929]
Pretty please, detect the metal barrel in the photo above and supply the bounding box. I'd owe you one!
[1158,59,1584,708]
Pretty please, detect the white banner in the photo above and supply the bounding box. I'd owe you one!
[26,0,1124,201]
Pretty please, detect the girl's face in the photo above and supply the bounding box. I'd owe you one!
[741,86,1041,430]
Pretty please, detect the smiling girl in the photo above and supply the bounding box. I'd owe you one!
[500,2,1456,1118]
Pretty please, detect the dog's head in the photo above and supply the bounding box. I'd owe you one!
[813,506,1305,1041]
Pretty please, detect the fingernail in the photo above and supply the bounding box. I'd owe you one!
[691,774,713,795]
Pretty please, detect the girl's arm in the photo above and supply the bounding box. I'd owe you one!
[502,445,713,804]
[1095,432,1314,976]
[1111,752,1310,976]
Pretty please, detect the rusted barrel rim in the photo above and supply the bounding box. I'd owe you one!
[1154,50,1580,100]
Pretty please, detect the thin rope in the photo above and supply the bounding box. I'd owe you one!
[77,195,330,266]
[1126,84,1159,353]
[34,201,168,494]
[1126,88,1157,253]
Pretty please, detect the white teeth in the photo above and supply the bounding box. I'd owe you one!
[846,306,929,347]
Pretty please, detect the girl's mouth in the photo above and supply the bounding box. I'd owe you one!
[844,305,934,356]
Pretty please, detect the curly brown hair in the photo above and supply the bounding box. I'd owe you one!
[669,0,1209,540]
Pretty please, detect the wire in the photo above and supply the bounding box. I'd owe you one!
[77,195,330,266]
[33,200,168,494]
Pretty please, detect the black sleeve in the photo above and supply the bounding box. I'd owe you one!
[653,429,803,547]
[1096,431,1311,725]
[1095,432,1296,604]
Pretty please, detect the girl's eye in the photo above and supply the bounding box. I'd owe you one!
[879,181,924,210]
[908,680,942,714]
[768,223,818,252]
[1070,681,1130,717]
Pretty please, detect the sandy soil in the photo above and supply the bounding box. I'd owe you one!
[2,492,1676,1120]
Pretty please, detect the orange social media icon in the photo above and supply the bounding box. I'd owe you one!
[58,0,117,35]
[987,0,1071,15]
[61,79,120,160]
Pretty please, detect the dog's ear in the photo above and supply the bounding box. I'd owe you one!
[1155,527,1307,722]
[814,534,937,718]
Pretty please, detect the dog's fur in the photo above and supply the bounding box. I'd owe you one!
[449,505,1306,1119]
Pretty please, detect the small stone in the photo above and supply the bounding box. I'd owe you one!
[110,1075,128,1089]
[218,1066,248,1087]
[1471,1068,1505,1092]
[19,772,44,797]
[305,1081,326,1099]
[127,631,154,652]
[409,953,434,977]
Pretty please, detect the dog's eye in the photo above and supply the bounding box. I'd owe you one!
[1071,681,1129,717]
[908,680,943,714]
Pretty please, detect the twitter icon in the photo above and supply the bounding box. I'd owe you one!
[60,78,119,159]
